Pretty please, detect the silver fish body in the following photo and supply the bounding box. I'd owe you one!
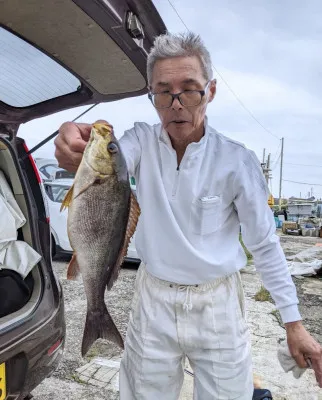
[62,123,139,356]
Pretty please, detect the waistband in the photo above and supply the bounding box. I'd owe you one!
[138,264,243,314]
[142,264,239,293]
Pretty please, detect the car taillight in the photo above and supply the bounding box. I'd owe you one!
[23,143,42,183]
[48,338,63,356]
[23,143,50,223]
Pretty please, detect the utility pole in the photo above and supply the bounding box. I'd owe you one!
[279,137,284,209]
[267,153,271,172]
[266,153,271,184]
[261,152,271,184]
[261,151,274,206]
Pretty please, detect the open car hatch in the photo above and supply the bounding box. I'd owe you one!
[0,0,166,126]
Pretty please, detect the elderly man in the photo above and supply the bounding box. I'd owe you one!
[55,32,322,399]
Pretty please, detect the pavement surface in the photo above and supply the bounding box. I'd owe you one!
[31,233,322,400]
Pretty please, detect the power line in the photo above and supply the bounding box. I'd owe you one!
[270,140,282,164]
[210,69,280,140]
[285,162,322,168]
[272,153,281,171]
[283,179,322,187]
[167,0,189,28]
[270,139,282,171]
[166,0,280,141]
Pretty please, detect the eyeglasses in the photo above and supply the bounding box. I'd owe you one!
[148,82,210,109]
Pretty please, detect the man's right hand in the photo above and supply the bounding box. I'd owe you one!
[54,122,91,172]
[54,120,108,172]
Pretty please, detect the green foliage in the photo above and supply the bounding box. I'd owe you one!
[239,233,252,260]
[254,285,272,302]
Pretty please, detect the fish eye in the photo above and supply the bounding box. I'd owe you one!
[107,142,118,153]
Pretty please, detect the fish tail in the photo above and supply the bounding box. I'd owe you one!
[81,306,124,357]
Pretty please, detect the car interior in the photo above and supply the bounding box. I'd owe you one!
[0,139,42,325]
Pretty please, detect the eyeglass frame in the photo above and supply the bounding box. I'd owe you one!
[148,80,215,109]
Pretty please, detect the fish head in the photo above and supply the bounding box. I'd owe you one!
[84,123,126,178]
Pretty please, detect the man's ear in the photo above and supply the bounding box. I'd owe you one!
[208,79,217,103]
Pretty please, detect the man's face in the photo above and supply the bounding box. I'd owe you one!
[150,56,216,141]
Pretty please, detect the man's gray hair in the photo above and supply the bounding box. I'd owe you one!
[147,31,213,86]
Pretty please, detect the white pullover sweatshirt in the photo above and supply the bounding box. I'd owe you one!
[119,118,301,324]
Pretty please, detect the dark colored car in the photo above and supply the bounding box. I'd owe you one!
[0,1,166,398]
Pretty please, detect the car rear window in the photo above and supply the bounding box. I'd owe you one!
[0,27,81,107]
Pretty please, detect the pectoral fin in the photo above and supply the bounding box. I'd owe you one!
[60,175,108,212]
[67,253,81,280]
[60,184,74,212]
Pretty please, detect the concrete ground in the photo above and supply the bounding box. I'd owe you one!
[32,234,322,400]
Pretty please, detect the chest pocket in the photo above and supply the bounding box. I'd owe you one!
[190,195,222,235]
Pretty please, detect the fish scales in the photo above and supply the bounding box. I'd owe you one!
[68,171,131,309]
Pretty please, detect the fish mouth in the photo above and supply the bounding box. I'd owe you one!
[92,123,114,137]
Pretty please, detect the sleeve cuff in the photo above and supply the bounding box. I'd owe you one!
[278,304,302,324]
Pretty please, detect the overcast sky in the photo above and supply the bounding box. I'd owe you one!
[17,0,322,199]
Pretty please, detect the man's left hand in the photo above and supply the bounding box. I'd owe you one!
[286,320,322,387]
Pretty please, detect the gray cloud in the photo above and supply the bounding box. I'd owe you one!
[17,0,322,198]
[154,0,322,198]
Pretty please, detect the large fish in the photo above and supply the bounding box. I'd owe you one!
[61,122,140,357]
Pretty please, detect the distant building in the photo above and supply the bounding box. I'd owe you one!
[288,196,316,204]
[287,196,321,221]
[288,203,315,219]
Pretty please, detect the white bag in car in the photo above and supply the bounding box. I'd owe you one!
[0,170,41,278]
[0,195,17,252]
[0,241,42,279]
[0,170,26,229]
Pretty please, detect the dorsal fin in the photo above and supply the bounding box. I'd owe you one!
[106,192,141,290]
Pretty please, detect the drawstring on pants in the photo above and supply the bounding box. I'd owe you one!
[177,278,232,313]
[178,285,199,312]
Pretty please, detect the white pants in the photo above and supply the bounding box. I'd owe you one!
[119,265,253,400]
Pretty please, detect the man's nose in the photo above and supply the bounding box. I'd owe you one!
[171,97,183,110]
